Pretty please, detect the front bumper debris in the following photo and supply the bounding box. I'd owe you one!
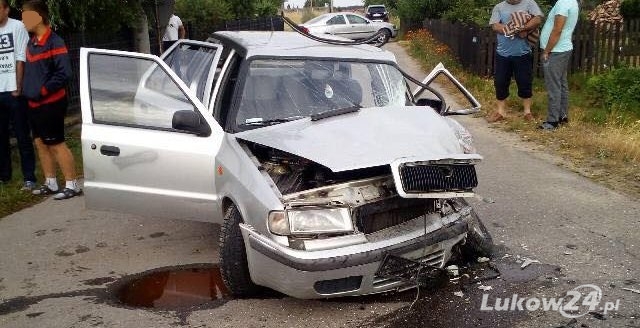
[239,205,474,299]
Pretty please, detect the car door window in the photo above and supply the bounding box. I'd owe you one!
[89,53,195,130]
[327,15,346,25]
[347,15,367,25]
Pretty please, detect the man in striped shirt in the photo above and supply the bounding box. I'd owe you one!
[22,0,80,200]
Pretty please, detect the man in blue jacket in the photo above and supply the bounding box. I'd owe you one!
[22,0,80,199]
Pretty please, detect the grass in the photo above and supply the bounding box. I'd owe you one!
[404,29,640,198]
[0,127,82,219]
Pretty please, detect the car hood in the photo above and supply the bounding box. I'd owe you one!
[235,107,475,172]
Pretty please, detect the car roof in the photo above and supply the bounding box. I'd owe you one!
[210,31,396,62]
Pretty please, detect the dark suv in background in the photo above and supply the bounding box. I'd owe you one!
[365,5,388,22]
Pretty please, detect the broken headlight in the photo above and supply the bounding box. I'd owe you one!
[268,207,353,236]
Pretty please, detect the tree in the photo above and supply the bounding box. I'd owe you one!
[304,0,331,8]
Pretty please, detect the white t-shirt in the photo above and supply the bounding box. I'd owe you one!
[0,18,29,93]
[163,15,183,41]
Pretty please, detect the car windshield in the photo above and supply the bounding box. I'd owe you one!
[368,6,386,13]
[235,59,410,129]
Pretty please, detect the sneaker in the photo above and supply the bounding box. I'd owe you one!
[53,188,82,200]
[559,116,569,125]
[32,184,59,196]
[538,122,558,130]
[21,181,37,191]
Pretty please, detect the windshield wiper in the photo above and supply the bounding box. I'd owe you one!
[311,105,361,121]
[243,116,304,126]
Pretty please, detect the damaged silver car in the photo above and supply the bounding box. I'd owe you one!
[79,31,492,299]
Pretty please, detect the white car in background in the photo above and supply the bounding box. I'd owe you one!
[300,12,397,46]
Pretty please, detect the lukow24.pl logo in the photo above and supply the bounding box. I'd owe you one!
[480,284,620,318]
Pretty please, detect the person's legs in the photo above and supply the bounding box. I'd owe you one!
[543,53,564,125]
[513,53,533,115]
[29,105,59,194]
[557,51,572,122]
[50,142,75,182]
[0,93,12,182]
[492,54,512,120]
[9,96,37,184]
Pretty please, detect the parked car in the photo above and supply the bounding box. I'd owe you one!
[79,31,489,299]
[299,12,396,46]
[365,4,389,22]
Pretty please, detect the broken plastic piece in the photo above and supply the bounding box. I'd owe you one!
[454,291,464,297]
[520,258,540,269]
[478,285,493,291]
[446,265,459,277]
[622,287,640,294]
[477,257,490,263]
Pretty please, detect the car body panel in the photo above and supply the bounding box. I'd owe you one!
[80,48,224,222]
[235,106,466,172]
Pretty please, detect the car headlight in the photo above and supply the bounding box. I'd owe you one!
[268,207,353,236]
[444,117,476,154]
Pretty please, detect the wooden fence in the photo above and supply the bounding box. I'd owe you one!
[423,18,640,77]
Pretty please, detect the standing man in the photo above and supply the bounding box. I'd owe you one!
[22,0,80,200]
[539,0,579,130]
[162,11,185,52]
[0,0,36,190]
[488,0,543,123]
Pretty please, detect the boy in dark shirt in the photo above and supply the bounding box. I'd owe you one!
[22,0,80,199]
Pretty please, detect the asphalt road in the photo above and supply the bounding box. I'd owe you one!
[0,42,639,328]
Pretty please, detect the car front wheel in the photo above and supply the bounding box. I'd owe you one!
[219,204,262,297]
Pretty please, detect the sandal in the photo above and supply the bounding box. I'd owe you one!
[487,112,506,123]
[523,113,534,122]
[32,184,58,196]
[53,188,83,200]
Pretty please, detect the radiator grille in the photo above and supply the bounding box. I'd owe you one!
[354,198,436,234]
[399,164,477,193]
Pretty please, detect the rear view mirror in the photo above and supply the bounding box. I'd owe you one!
[172,110,211,137]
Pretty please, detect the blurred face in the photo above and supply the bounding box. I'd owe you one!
[0,4,9,25]
[22,9,42,32]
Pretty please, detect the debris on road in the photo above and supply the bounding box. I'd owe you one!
[478,285,493,291]
[563,251,573,255]
[520,258,540,269]
[622,287,640,294]
[477,257,490,263]
[446,265,460,277]
[453,291,464,298]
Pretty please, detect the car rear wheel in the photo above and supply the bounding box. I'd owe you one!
[372,28,391,47]
[219,204,262,297]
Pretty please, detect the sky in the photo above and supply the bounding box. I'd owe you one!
[284,0,365,8]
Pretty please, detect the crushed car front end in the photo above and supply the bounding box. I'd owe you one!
[237,152,484,299]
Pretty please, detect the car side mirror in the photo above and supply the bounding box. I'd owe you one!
[172,110,211,137]
[416,98,444,114]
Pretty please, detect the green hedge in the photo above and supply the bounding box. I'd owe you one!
[621,0,640,19]
[587,66,640,119]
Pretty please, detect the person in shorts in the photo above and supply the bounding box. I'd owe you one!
[22,0,80,200]
[488,0,543,123]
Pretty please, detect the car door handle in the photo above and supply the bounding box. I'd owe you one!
[100,145,120,156]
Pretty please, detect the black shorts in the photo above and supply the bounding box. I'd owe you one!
[494,53,533,100]
[29,99,67,145]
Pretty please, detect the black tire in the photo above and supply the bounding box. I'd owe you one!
[219,204,262,298]
[457,199,495,257]
[372,29,391,47]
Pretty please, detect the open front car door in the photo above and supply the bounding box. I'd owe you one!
[79,48,224,222]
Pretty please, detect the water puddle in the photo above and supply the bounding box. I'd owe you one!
[116,264,230,309]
